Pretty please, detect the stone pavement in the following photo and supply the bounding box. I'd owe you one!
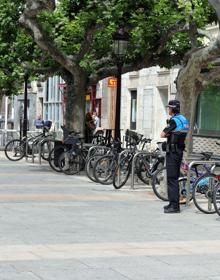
[0,151,220,280]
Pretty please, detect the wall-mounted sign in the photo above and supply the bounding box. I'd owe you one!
[85,95,90,101]
[108,77,117,88]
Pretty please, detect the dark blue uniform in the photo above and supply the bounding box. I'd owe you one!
[163,114,189,210]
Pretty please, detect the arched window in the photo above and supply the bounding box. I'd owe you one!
[195,85,220,136]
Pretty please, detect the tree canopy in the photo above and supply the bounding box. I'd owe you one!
[0,0,214,93]
[0,0,218,132]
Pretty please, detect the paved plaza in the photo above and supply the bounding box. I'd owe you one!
[0,151,220,280]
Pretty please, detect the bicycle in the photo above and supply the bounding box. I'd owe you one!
[85,146,111,182]
[58,139,88,175]
[4,121,54,161]
[93,140,122,185]
[151,152,213,202]
[48,126,87,175]
[192,172,220,214]
[213,181,220,216]
[112,137,156,189]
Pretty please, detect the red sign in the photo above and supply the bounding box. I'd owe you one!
[108,77,117,88]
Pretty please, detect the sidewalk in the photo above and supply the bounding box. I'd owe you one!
[0,151,220,280]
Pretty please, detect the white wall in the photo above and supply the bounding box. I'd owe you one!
[120,66,179,144]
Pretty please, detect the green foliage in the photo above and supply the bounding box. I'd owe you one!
[0,0,217,97]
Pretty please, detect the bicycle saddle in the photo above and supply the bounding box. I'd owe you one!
[200,152,213,160]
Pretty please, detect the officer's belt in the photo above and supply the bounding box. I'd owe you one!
[166,143,183,153]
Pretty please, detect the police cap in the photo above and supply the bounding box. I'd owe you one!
[166,100,180,109]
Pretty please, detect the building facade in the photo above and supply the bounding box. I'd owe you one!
[120,67,179,142]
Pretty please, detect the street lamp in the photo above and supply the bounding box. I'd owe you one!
[112,28,129,141]
[23,68,29,138]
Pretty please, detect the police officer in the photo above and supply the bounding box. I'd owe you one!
[160,100,189,213]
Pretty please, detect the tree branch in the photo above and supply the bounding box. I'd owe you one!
[199,66,220,85]
[20,0,75,75]
[77,24,102,62]
[157,21,188,54]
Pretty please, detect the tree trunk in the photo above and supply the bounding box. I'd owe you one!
[62,69,87,136]
[176,68,201,156]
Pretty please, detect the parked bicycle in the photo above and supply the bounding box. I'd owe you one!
[151,152,214,203]
[112,136,157,189]
[191,143,220,214]
[92,139,123,185]
[4,121,54,161]
[48,126,88,175]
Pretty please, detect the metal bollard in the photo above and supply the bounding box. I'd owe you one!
[32,138,39,163]
[86,145,109,161]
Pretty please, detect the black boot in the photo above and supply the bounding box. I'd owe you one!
[164,205,180,213]
[163,203,171,210]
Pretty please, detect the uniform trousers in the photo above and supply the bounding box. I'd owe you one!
[166,150,183,209]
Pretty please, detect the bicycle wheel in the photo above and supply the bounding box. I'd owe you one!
[58,151,83,175]
[93,155,116,185]
[85,155,101,182]
[135,156,152,184]
[151,167,168,201]
[41,140,54,161]
[4,139,25,161]
[48,145,64,172]
[192,173,217,214]
[113,156,131,189]
[213,182,220,216]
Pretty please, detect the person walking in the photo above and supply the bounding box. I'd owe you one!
[160,100,189,213]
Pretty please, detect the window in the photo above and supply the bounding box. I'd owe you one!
[195,85,220,136]
[130,90,137,130]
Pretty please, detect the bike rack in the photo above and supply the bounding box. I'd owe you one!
[130,151,153,189]
[86,145,110,160]
[118,149,131,164]
[25,137,29,162]
[32,138,41,163]
[186,160,220,205]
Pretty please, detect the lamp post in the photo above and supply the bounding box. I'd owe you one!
[19,104,24,140]
[23,69,29,138]
[112,28,129,140]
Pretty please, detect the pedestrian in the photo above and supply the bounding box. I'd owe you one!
[92,111,100,129]
[160,100,189,213]
[85,112,95,143]
[34,114,44,129]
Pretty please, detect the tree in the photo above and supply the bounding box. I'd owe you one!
[0,0,217,138]
[175,0,220,153]
[18,0,196,133]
